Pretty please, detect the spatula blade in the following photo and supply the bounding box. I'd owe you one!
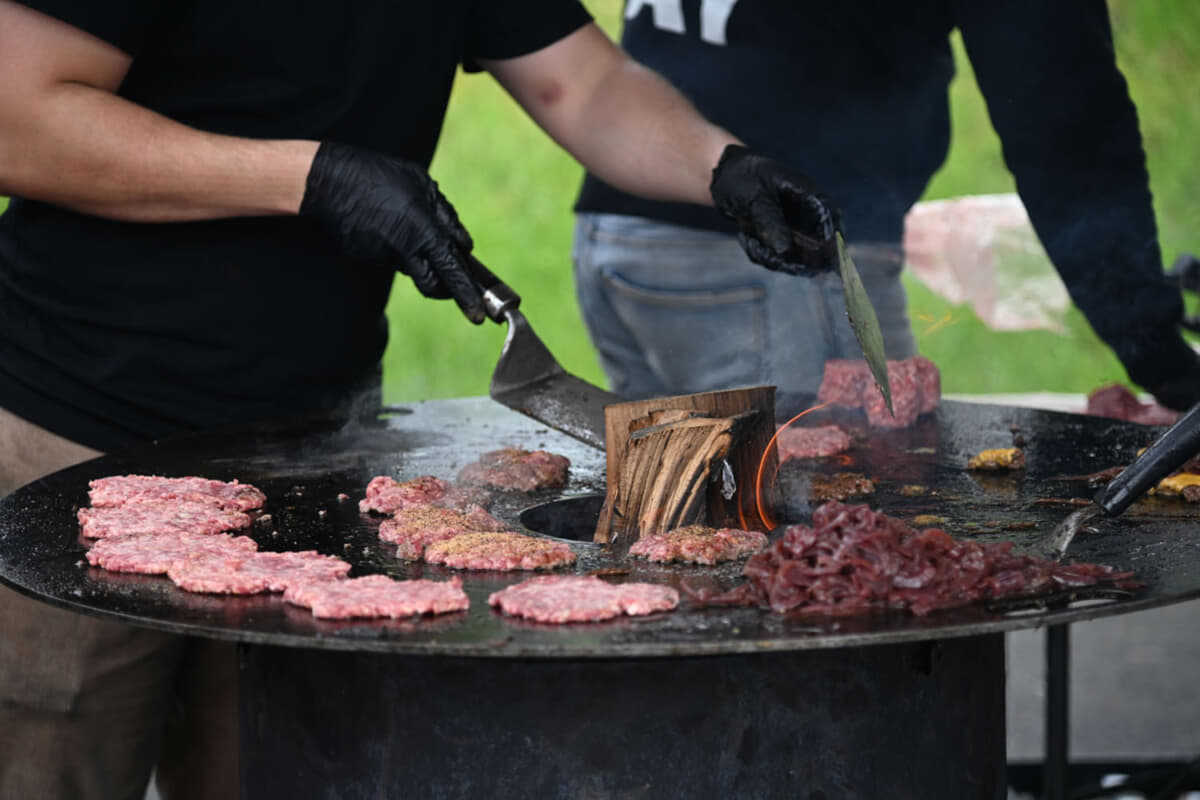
[837,233,893,416]
[489,308,617,450]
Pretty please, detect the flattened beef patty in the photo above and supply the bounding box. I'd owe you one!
[378,505,511,560]
[85,531,258,575]
[284,575,469,619]
[456,447,570,492]
[489,575,678,623]
[629,525,768,565]
[88,475,266,511]
[166,550,351,594]
[77,502,252,539]
[423,532,576,571]
[776,424,851,460]
[359,475,451,515]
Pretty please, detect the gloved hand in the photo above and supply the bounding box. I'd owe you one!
[1124,329,1200,411]
[709,144,843,275]
[300,141,485,323]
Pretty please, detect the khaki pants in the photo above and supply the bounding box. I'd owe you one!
[0,407,238,800]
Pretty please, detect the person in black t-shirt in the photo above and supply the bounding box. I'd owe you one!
[574,0,1200,413]
[0,1,844,797]
[572,0,1200,771]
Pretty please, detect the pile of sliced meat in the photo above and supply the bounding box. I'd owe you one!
[80,474,466,619]
[628,524,768,566]
[817,355,940,428]
[692,501,1138,617]
[489,575,679,623]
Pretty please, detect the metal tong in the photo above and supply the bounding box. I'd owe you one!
[1040,399,1200,559]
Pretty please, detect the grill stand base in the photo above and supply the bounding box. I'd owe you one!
[239,634,1005,799]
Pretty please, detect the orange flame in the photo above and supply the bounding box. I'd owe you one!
[754,402,830,530]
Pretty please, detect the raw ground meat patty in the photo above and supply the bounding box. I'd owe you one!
[85,531,258,575]
[166,550,351,594]
[489,575,679,623]
[88,475,265,511]
[423,532,577,571]
[456,448,570,492]
[816,356,941,428]
[628,525,769,565]
[378,505,510,560]
[1086,384,1179,426]
[358,475,451,515]
[284,575,469,619]
[77,502,252,539]
[775,424,851,460]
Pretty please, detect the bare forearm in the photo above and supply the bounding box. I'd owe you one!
[0,84,315,221]
[486,24,738,207]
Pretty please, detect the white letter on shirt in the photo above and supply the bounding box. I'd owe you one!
[699,0,738,45]
[625,0,685,34]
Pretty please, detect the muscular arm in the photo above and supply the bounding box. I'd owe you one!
[481,23,738,207]
[0,0,316,221]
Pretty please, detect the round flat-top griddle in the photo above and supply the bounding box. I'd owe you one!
[2,396,1199,658]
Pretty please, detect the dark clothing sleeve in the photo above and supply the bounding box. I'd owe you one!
[464,0,592,68]
[14,0,164,56]
[956,0,1183,386]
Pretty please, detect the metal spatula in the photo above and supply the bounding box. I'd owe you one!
[469,256,617,450]
[1037,399,1200,559]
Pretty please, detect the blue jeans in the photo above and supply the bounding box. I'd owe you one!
[572,214,916,408]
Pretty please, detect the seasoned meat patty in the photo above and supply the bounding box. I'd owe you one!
[378,505,511,560]
[88,474,266,511]
[166,550,351,594]
[629,525,768,565]
[423,532,576,571]
[489,575,679,623]
[359,475,452,515]
[456,448,570,492]
[284,575,470,619]
[85,531,258,575]
[77,502,252,539]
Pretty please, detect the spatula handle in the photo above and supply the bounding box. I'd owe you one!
[1096,399,1200,516]
[466,254,521,323]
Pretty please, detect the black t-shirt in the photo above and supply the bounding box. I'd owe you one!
[0,0,591,450]
[575,1,1180,375]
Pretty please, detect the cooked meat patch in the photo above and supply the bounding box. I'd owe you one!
[776,424,851,460]
[967,448,1026,471]
[378,505,511,560]
[285,575,470,619]
[77,502,252,539]
[423,532,577,571]
[85,531,259,575]
[88,475,266,511]
[358,475,452,515]
[456,447,570,492]
[808,472,875,503]
[1086,384,1178,426]
[628,524,768,565]
[488,575,679,623]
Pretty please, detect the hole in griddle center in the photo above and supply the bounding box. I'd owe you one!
[519,494,604,542]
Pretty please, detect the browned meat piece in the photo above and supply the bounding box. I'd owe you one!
[628,524,768,565]
[284,575,470,619]
[85,531,258,575]
[423,532,576,571]
[864,359,921,428]
[358,475,451,515]
[488,575,678,623]
[775,424,851,460]
[88,475,266,512]
[456,447,570,492]
[378,505,511,560]
[966,448,1026,471]
[808,473,875,503]
[77,502,252,539]
[910,355,942,414]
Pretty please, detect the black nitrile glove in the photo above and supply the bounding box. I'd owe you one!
[300,141,485,323]
[1124,328,1200,411]
[709,144,843,275]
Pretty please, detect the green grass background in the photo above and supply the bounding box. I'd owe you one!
[1,1,1195,403]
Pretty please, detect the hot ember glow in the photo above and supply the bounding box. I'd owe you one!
[752,403,830,530]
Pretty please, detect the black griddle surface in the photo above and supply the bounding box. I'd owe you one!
[2,396,1199,658]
